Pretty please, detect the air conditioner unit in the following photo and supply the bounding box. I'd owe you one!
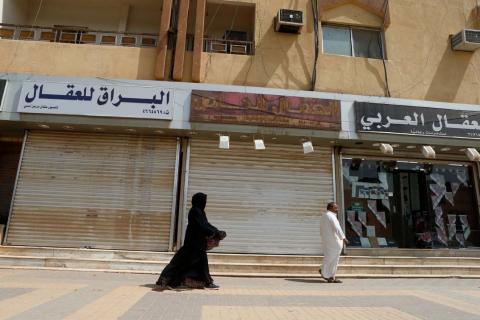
[451,29,480,51]
[275,9,304,34]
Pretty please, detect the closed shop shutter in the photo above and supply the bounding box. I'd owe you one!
[6,131,178,251]
[186,139,334,255]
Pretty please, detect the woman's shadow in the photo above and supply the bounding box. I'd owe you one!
[140,284,201,292]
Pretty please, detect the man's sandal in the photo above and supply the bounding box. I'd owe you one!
[318,269,328,280]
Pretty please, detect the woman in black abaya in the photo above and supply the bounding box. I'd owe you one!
[156,193,226,289]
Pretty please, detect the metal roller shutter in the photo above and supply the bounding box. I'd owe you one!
[186,139,334,255]
[6,131,178,251]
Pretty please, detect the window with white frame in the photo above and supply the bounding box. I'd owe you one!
[322,25,384,59]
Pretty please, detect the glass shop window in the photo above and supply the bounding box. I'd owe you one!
[426,164,479,248]
[342,158,396,248]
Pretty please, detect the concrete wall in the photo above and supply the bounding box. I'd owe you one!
[11,0,162,33]
[2,0,480,106]
[320,3,383,27]
[0,40,156,80]
[200,0,315,89]
[203,2,255,40]
[200,0,480,105]
[127,1,163,34]
[1,0,30,25]
[384,0,480,104]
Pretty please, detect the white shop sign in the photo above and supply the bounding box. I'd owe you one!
[17,81,174,120]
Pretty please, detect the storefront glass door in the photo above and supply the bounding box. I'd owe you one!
[392,170,430,248]
[342,158,480,249]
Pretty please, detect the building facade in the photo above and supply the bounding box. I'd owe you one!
[0,0,479,254]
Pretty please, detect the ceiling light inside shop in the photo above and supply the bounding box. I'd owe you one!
[406,145,416,149]
[271,137,278,140]
[380,143,394,155]
[63,126,74,130]
[440,147,451,152]
[189,131,197,135]
[422,146,436,159]
[38,124,50,129]
[391,144,400,148]
[94,127,103,131]
[219,135,230,149]
[465,148,480,161]
[254,139,266,150]
[372,143,380,147]
[155,130,165,134]
[125,129,136,133]
[302,141,314,154]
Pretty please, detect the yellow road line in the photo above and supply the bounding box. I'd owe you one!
[170,288,410,296]
[202,306,420,320]
[412,291,480,317]
[0,285,81,320]
[458,290,480,299]
[64,286,149,320]
[0,270,13,280]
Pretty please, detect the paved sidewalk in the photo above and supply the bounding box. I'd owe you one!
[0,269,479,319]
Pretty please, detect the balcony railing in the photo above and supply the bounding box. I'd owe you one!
[203,38,254,55]
[0,23,256,54]
[0,23,158,48]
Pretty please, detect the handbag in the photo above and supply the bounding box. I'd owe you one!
[206,230,226,251]
[206,237,220,251]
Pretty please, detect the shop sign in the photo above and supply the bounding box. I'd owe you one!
[355,101,480,139]
[190,90,341,130]
[17,81,174,120]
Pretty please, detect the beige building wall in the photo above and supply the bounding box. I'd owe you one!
[24,0,161,33]
[127,1,163,34]
[200,0,315,90]
[385,0,480,104]
[198,0,386,93]
[0,40,156,80]
[1,0,480,105]
[203,2,255,40]
[200,0,480,105]
[1,0,30,24]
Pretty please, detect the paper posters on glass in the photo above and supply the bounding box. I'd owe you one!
[360,237,371,248]
[367,226,376,237]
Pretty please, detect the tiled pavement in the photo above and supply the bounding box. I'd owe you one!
[0,269,479,319]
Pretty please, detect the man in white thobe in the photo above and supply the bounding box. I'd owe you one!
[319,202,348,283]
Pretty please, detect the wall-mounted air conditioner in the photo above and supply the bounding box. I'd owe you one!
[451,29,480,51]
[275,9,304,34]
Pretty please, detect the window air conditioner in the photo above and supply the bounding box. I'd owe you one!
[451,29,480,51]
[275,9,304,34]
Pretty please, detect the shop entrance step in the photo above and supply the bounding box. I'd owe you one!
[1,246,480,278]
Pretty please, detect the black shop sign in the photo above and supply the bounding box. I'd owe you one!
[355,101,480,139]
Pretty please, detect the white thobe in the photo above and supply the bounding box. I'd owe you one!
[320,210,346,279]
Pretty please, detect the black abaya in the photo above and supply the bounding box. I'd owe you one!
[156,193,220,288]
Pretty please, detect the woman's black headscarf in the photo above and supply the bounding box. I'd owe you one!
[192,192,207,211]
